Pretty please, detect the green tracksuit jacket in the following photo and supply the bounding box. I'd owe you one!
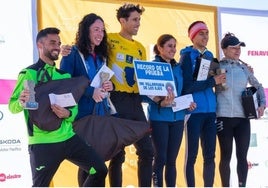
[9,59,78,145]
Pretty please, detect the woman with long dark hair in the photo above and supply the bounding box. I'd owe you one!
[60,13,113,186]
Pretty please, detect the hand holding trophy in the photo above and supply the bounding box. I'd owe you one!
[99,71,117,114]
[216,68,228,91]
[100,71,110,97]
[23,80,39,110]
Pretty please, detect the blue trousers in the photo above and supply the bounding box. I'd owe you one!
[151,120,184,187]
[184,113,217,187]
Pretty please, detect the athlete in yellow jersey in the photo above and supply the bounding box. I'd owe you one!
[107,32,146,93]
[107,3,153,187]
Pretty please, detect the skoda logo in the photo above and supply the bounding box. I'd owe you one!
[0,111,3,120]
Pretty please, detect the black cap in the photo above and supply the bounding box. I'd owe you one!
[221,35,246,49]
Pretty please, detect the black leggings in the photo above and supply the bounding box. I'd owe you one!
[217,117,250,187]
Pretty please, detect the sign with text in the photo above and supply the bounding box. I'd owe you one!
[133,60,177,96]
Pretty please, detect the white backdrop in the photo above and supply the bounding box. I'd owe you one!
[0,0,34,186]
[219,8,268,187]
[218,8,268,88]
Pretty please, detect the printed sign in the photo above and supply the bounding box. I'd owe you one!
[133,60,177,96]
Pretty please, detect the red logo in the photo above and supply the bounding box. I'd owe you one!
[248,161,259,169]
[0,173,6,182]
[0,173,22,182]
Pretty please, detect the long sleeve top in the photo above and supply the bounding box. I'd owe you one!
[9,59,78,145]
[146,55,185,122]
[216,58,266,118]
[179,46,217,113]
[60,45,108,119]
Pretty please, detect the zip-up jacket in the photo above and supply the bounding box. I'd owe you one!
[216,59,266,118]
[146,55,185,121]
[60,45,108,119]
[179,46,216,113]
[9,59,78,145]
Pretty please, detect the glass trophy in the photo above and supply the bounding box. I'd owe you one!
[216,68,228,90]
[99,71,117,114]
[23,80,39,110]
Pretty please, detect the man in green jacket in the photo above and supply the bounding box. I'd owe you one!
[8,27,107,187]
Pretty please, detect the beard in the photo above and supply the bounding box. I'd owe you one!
[44,50,59,61]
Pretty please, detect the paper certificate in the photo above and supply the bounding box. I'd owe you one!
[196,58,211,81]
[49,93,76,107]
[90,64,114,88]
[172,94,194,112]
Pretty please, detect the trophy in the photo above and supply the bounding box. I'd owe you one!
[216,68,228,91]
[100,71,110,84]
[208,58,220,78]
[23,80,39,110]
[100,71,110,97]
[99,71,117,114]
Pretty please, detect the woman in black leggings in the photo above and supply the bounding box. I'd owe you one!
[216,33,266,187]
[217,117,250,186]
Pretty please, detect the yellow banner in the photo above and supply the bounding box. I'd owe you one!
[37,0,220,186]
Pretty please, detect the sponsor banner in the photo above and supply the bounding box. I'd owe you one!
[265,89,268,108]
[218,8,268,89]
[247,119,268,187]
[219,8,268,187]
[0,1,35,186]
[0,105,32,187]
[0,79,17,104]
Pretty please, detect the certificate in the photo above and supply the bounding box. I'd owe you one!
[196,58,211,81]
[172,94,194,112]
[49,93,76,107]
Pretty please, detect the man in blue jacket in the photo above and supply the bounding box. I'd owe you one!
[179,21,226,187]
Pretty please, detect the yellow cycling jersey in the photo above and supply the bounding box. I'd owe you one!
[107,33,146,93]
